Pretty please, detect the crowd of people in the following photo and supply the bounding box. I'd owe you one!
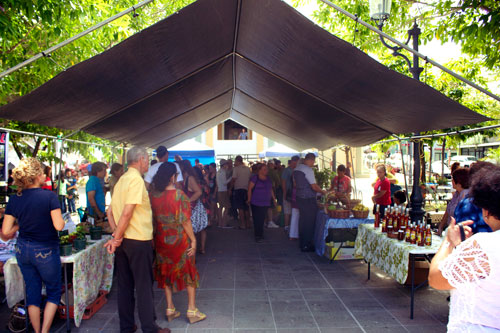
[2,143,498,332]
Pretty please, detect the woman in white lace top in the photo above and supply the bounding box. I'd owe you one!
[429,166,500,332]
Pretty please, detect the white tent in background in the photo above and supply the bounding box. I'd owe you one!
[259,143,300,158]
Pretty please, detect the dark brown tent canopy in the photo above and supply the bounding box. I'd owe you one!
[0,0,488,150]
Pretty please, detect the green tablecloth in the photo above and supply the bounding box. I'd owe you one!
[354,224,443,284]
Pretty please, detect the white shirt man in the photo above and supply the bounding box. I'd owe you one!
[143,145,183,190]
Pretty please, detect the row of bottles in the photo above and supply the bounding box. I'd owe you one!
[374,205,432,247]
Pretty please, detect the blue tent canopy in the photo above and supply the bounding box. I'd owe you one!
[162,139,215,166]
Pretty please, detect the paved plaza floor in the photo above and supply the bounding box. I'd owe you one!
[0,225,450,333]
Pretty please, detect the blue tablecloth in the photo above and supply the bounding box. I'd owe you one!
[314,211,373,256]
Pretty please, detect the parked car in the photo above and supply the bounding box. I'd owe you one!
[431,161,451,179]
[450,155,478,168]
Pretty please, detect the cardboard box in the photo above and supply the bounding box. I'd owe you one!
[324,242,363,261]
[404,260,430,286]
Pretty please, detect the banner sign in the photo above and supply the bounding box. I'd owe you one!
[0,132,9,183]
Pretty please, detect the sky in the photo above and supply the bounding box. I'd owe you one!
[283,0,500,95]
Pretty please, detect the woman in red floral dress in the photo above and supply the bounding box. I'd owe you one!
[150,162,206,324]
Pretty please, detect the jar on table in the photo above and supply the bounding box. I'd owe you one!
[387,225,393,237]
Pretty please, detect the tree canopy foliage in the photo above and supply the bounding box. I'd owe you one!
[0,0,193,162]
[294,0,500,74]
[1,0,499,164]
[292,0,499,150]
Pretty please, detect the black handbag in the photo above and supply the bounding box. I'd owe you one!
[8,303,28,333]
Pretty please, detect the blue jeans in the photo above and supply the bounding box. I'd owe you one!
[16,239,62,307]
[59,195,67,213]
[67,197,76,213]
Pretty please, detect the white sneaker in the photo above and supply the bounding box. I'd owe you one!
[267,221,279,228]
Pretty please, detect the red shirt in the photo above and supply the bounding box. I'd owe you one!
[42,176,53,191]
[374,177,391,206]
[331,175,351,194]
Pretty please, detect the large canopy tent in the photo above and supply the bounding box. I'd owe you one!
[0,0,489,151]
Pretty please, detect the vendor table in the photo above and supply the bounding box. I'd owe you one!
[354,224,443,319]
[4,236,114,330]
[314,211,373,257]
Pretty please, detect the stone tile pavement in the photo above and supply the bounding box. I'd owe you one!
[0,225,450,333]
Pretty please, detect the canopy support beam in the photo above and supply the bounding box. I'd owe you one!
[0,127,117,148]
[375,124,500,144]
[317,0,500,103]
[230,0,243,115]
[0,0,156,80]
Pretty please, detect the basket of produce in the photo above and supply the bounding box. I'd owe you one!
[329,209,351,219]
[346,199,362,210]
[352,204,369,219]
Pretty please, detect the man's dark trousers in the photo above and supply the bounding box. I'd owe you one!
[296,197,317,250]
[116,238,156,333]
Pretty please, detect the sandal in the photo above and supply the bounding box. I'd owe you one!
[186,308,207,324]
[166,308,180,322]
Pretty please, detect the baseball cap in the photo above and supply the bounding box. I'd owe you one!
[219,159,228,167]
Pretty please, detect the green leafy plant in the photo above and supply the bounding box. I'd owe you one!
[486,147,500,164]
[436,177,449,186]
[314,168,336,190]
[59,235,71,245]
[72,225,86,240]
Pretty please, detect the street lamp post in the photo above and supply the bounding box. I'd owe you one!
[369,0,425,223]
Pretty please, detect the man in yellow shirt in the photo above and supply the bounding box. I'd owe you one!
[104,147,170,333]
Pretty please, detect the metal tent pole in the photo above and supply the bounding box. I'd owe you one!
[0,127,118,149]
[317,0,500,103]
[374,124,500,144]
[55,131,80,210]
[0,0,155,79]
[348,147,358,198]
[398,140,409,204]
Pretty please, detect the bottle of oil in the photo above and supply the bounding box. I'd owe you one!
[374,204,380,228]
[410,223,417,244]
[424,224,432,246]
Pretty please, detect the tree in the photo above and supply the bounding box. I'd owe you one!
[292,1,500,184]
[293,0,500,74]
[0,0,194,160]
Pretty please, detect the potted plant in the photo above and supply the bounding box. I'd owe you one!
[59,235,73,256]
[72,229,87,252]
[89,226,102,240]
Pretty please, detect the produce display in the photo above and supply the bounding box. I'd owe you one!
[318,192,370,219]
[352,204,369,212]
